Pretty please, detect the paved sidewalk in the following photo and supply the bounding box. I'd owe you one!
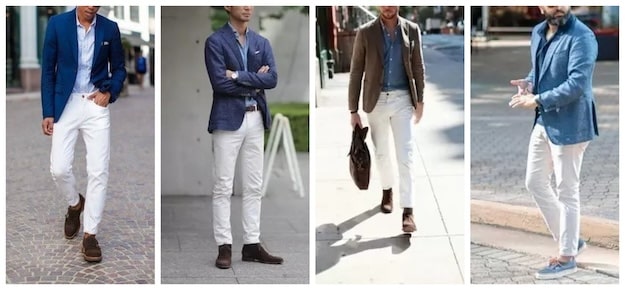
[471,46,619,221]
[472,244,618,284]
[161,153,310,284]
[5,86,155,284]
[315,45,464,283]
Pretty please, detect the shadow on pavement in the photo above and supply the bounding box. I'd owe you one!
[315,206,411,274]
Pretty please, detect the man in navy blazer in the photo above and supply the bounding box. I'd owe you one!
[509,6,598,279]
[40,6,126,263]
[204,6,283,269]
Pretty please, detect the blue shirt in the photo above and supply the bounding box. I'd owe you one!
[381,22,408,92]
[228,22,256,107]
[72,14,97,94]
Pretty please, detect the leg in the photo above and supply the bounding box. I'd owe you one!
[525,125,559,241]
[212,125,245,246]
[239,111,264,244]
[390,95,416,208]
[50,95,81,207]
[367,101,393,190]
[550,140,589,256]
[80,103,111,235]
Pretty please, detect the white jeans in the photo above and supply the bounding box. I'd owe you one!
[212,111,264,245]
[50,92,110,235]
[525,124,589,256]
[367,90,416,208]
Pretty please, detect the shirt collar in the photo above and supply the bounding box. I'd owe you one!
[538,13,575,38]
[76,11,97,28]
[380,17,400,33]
[228,22,248,37]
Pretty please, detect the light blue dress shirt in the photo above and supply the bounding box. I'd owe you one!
[228,22,257,107]
[72,14,97,94]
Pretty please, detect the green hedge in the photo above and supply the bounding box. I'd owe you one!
[265,103,309,152]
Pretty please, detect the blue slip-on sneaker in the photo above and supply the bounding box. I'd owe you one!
[535,258,577,280]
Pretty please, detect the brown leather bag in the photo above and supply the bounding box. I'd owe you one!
[348,124,371,190]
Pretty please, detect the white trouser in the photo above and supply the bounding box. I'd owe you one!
[50,92,110,235]
[525,124,589,256]
[367,90,416,208]
[212,110,264,245]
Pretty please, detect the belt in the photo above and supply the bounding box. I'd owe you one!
[245,105,258,112]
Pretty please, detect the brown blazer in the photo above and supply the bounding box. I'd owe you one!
[348,16,425,113]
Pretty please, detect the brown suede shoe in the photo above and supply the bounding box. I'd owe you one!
[242,243,284,264]
[380,189,393,213]
[64,194,85,239]
[81,234,102,262]
[215,244,232,269]
[402,208,417,233]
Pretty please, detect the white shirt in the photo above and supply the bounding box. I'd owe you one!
[72,14,97,94]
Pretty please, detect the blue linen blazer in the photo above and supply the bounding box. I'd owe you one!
[204,23,277,133]
[41,9,127,122]
[525,15,599,145]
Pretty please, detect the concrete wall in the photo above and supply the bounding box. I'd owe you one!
[161,7,214,195]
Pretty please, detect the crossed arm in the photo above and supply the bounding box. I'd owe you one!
[205,36,277,96]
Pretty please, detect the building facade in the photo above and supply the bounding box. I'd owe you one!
[6,6,155,93]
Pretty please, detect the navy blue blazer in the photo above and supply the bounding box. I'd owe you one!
[41,9,127,122]
[525,15,599,145]
[204,23,277,133]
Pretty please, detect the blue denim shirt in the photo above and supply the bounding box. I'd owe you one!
[381,22,408,92]
[229,22,257,107]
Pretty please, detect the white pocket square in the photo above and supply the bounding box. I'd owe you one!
[254,50,260,54]
[103,41,110,46]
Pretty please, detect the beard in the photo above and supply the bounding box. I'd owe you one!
[545,10,571,26]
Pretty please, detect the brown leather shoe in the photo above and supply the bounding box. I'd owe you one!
[81,234,102,262]
[380,189,393,213]
[215,244,232,269]
[242,243,284,264]
[64,194,85,239]
[402,208,417,233]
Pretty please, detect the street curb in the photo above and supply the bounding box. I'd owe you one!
[471,241,620,278]
[471,200,619,250]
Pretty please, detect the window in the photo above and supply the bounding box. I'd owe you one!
[114,6,124,19]
[130,6,139,22]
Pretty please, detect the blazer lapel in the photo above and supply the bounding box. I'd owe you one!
[539,35,563,80]
[92,15,103,67]
[399,18,411,71]
[69,10,79,64]
[221,24,245,70]
[246,31,256,71]
[372,18,384,65]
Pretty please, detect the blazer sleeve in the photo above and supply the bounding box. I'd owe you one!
[205,35,256,97]
[235,38,278,89]
[537,32,597,112]
[348,28,366,112]
[411,26,425,102]
[106,22,127,103]
[41,16,58,119]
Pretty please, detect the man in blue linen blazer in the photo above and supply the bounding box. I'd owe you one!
[509,6,598,280]
[204,19,277,133]
[41,8,126,123]
[204,6,283,270]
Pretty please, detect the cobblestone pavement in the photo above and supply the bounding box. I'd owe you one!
[6,86,155,284]
[471,46,619,220]
[471,243,618,284]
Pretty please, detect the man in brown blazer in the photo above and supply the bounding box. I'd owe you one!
[349,6,425,232]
